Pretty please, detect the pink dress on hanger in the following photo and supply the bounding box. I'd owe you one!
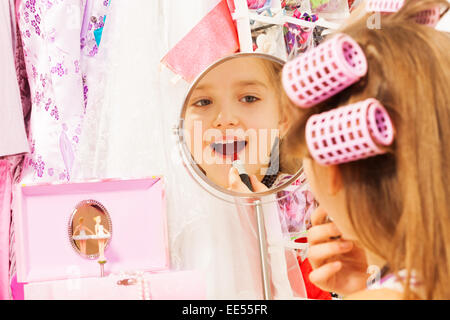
[15,0,109,183]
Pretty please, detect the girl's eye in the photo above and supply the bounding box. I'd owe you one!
[240,95,260,103]
[193,99,212,107]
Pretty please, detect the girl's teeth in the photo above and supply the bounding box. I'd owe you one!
[210,140,247,155]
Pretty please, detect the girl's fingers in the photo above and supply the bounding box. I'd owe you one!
[307,223,342,245]
[311,206,329,226]
[250,174,269,192]
[308,240,354,269]
[228,167,252,193]
[228,169,270,194]
[308,261,342,287]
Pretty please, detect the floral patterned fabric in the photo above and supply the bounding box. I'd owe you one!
[81,0,110,58]
[16,0,110,183]
[275,173,315,240]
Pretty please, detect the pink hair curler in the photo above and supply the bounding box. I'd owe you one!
[366,0,405,13]
[366,0,441,27]
[415,6,441,27]
[282,33,368,108]
[305,98,394,165]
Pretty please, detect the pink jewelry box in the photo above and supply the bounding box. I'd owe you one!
[13,177,169,284]
[23,270,206,300]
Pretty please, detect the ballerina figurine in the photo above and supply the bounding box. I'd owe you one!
[93,215,110,263]
[72,217,94,255]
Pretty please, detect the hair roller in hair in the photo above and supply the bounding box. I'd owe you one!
[415,6,441,27]
[366,0,405,12]
[282,33,368,108]
[366,0,441,27]
[305,98,394,165]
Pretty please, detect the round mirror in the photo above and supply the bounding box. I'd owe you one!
[68,200,112,260]
[177,53,305,203]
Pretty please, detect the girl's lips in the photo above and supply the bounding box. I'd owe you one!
[210,140,247,157]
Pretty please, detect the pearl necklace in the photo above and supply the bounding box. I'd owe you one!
[136,271,151,300]
[115,270,152,300]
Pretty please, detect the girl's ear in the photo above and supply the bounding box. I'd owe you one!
[327,165,343,196]
[278,112,291,138]
[304,158,342,197]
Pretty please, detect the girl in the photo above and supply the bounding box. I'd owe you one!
[279,0,450,299]
[184,55,297,191]
[189,54,332,299]
[185,54,333,298]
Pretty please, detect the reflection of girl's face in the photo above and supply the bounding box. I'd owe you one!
[185,57,287,189]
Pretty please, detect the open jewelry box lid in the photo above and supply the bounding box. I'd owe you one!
[13,177,169,284]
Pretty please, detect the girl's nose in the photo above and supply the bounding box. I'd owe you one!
[212,110,239,128]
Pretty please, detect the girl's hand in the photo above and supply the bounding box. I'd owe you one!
[228,167,268,193]
[307,206,369,296]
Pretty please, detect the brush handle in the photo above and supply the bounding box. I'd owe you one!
[233,159,254,192]
[239,173,254,192]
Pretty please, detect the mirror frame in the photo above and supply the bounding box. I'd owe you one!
[176,52,304,201]
[68,199,113,260]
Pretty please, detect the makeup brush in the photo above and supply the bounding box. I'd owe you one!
[232,153,254,192]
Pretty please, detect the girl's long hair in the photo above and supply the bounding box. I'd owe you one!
[283,0,450,299]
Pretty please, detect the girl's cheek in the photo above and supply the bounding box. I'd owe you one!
[303,159,319,197]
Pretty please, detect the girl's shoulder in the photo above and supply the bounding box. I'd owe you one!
[346,269,423,300]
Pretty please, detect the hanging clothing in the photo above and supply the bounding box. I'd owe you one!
[80,0,111,109]
[8,0,110,299]
[298,257,332,300]
[0,153,24,300]
[15,0,100,183]
[16,0,84,182]
[0,0,29,158]
[0,161,12,300]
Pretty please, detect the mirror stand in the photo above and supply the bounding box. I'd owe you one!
[177,53,307,300]
[98,260,106,277]
[233,197,273,300]
[254,199,272,300]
